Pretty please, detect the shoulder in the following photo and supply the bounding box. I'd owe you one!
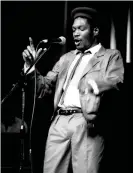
[100,47,123,66]
[101,48,123,63]
[105,48,122,56]
[97,45,122,58]
[62,50,76,57]
[59,50,76,60]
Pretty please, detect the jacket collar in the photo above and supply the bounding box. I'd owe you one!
[95,45,106,57]
[74,43,105,56]
[80,45,106,79]
[67,45,106,80]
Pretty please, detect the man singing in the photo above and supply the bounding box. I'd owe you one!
[23,6,124,173]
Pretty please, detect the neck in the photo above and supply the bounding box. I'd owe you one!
[89,39,99,49]
[80,41,99,53]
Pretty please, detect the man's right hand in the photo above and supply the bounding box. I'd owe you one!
[22,37,42,67]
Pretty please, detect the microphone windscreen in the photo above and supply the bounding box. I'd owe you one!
[59,36,66,45]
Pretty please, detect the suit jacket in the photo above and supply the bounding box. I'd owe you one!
[35,46,124,121]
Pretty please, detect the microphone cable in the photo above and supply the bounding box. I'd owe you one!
[28,44,51,173]
[28,68,37,173]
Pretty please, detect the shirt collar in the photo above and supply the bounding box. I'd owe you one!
[75,43,102,55]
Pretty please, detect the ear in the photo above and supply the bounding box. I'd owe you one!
[93,27,99,36]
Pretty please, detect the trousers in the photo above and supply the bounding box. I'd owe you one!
[43,113,104,173]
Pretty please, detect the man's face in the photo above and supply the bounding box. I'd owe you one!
[72,17,95,51]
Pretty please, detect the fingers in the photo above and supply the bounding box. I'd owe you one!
[27,46,33,56]
[22,45,34,65]
[84,88,88,95]
[36,48,42,57]
[22,49,30,60]
[24,49,31,57]
[22,51,27,61]
[29,37,35,51]
[22,37,36,64]
[22,49,32,66]
[29,37,36,58]
[22,37,45,65]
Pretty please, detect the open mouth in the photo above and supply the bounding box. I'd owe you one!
[74,39,81,45]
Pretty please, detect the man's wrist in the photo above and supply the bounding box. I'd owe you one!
[88,79,99,95]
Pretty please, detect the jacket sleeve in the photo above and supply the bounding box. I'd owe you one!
[79,50,124,121]
[96,50,124,94]
[27,53,66,99]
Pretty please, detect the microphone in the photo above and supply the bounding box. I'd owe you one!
[41,36,66,45]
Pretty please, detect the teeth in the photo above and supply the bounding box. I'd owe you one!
[75,41,80,45]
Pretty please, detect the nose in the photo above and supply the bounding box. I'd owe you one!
[73,29,80,37]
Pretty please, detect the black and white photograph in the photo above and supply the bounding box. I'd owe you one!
[1,1,131,173]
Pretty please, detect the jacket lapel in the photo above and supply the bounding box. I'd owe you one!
[81,46,106,78]
[58,51,76,90]
[62,52,76,83]
[54,51,76,109]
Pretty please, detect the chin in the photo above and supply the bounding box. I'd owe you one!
[76,45,83,50]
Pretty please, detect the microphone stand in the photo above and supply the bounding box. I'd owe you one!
[1,47,49,173]
[19,83,27,173]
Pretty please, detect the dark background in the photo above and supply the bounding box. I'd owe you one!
[1,1,132,173]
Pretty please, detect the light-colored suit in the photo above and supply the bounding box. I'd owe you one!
[35,46,124,173]
[37,46,124,120]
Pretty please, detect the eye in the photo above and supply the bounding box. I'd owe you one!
[79,26,85,31]
[72,27,76,32]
